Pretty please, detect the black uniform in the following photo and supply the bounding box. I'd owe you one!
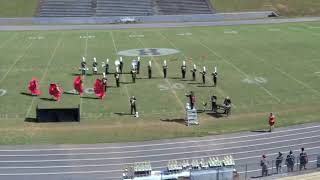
[81,61,87,75]
[200,71,206,84]
[163,65,168,79]
[186,91,195,110]
[211,95,217,112]
[137,60,140,74]
[104,63,109,74]
[212,72,218,86]
[181,65,186,79]
[223,98,232,115]
[115,73,120,87]
[92,61,98,75]
[102,77,107,92]
[130,96,137,115]
[119,61,123,73]
[191,68,197,81]
[148,65,152,79]
[276,153,283,173]
[131,69,137,83]
[299,149,308,170]
[285,152,295,172]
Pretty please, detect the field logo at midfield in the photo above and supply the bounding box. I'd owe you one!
[118,48,180,57]
[242,76,267,85]
[0,89,7,96]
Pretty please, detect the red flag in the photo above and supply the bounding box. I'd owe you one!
[28,77,41,96]
[73,76,83,95]
[49,83,62,101]
[94,79,105,99]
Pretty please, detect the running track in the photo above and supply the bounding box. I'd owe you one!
[0,122,319,180]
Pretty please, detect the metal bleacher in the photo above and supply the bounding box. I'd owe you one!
[96,0,153,16]
[38,0,93,17]
[155,0,214,15]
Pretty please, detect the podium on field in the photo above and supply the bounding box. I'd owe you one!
[185,103,198,126]
[36,104,80,122]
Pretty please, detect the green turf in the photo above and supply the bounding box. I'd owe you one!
[0,0,38,17]
[212,0,320,17]
[1,21,320,144]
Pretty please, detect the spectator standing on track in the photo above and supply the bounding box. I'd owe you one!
[260,154,269,177]
[285,150,295,172]
[299,147,308,170]
[268,112,275,132]
[276,152,283,173]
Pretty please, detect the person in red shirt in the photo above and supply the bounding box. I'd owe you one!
[268,112,275,132]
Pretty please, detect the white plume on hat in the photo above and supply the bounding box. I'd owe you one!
[93,57,97,62]
[203,66,206,72]
[193,64,197,69]
[120,56,123,62]
[103,72,106,77]
[106,58,109,64]
[149,60,152,67]
[82,57,85,62]
[138,57,140,61]
[163,60,167,66]
[183,61,186,66]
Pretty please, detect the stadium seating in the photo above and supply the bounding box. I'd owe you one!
[38,0,94,17]
[96,0,153,16]
[155,0,213,15]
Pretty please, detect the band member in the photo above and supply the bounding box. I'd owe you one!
[212,66,218,86]
[80,57,88,75]
[148,60,152,79]
[163,60,168,78]
[137,57,141,74]
[28,77,41,96]
[115,72,120,87]
[102,59,109,75]
[181,61,187,79]
[185,91,196,110]
[102,73,107,92]
[92,57,98,75]
[119,57,123,73]
[49,83,62,101]
[190,64,197,81]
[131,68,137,83]
[223,96,232,116]
[211,95,217,112]
[268,112,275,132]
[200,66,207,84]
[130,96,137,115]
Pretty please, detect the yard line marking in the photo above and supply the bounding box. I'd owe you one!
[1,134,319,163]
[109,31,130,99]
[1,123,320,151]
[157,31,237,108]
[136,37,185,111]
[191,37,281,103]
[0,42,33,84]
[25,34,64,118]
[80,32,89,116]
[0,33,18,49]
[1,128,320,157]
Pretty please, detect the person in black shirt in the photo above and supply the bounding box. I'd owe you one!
[212,71,218,86]
[130,96,137,115]
[299,147,308,171]
[163,60,168,79]
[200,66,206,84]
[148,61,152,79]
[181,61,186,79]
[137,57,141,74]
[190,64,197,81]
[223,96,232,116]
[119,57,123,74]
[275,152,283,173]
[211,95,217,112]
[115,72,120,87]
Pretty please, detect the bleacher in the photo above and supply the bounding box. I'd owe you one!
[155,0,213,15]
[96,0,153,17]
[38,0,93,17]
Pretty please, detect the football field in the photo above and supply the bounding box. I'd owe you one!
[1,21,320,144]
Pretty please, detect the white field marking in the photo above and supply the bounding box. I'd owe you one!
[268,28,281,32]
[224,30,238,34]
[28,36,44,40]
[80,32,89,115]
[192,37,281,103]
[129,34,144,38]
[1,128,320,158]
[135,37,185,111]
[79,35,95,39]
[288,26,303,31]
[0,145,319,175]
[157,31,237,108]
[0,89,7,96]
[308,26,320,29]
[1,123,320,152]
[25,35,64,118]
[239,29,320,96]
[176,32,192,36]
[0,42,33,84]
[109,31,130,99]
[1,134,320,163]
[0,33,18,49]
[315,72,320,74]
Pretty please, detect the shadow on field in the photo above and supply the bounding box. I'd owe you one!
[169,77,180,79]
[160,118,185,125]
[121,82,133,84]
[81,96,99,100]
[24,117,38,123]
[114,112,132,116]
[40,97,55,101]
[251,130,270,133]
[63,92,77,95]
[187,82,202,85]
[20,92,34,97]
[180,79,192,82]
[206,112,224,118]
[197,85,214,87]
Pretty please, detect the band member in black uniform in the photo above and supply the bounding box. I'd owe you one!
[131,68,137,83]
[137,57,141,74]
[102,59,109,75]
[200,66,207,84]
[92,57,98,75]
[130,96,137,115]
[181,61,187,79]
[212,72,218,86]
[190,64,197,81]
[119,57,123,74]
[163,60,168,79]
[115,72,120,87]
[102,73,107,92]
[148,60,152,79]
[80,57,87,76]
[223,96,232,116]
[211,95,217,112]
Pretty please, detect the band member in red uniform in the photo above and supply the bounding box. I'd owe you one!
[49,83,62,101]
[28,77,41,96]
[269,112,275,132]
